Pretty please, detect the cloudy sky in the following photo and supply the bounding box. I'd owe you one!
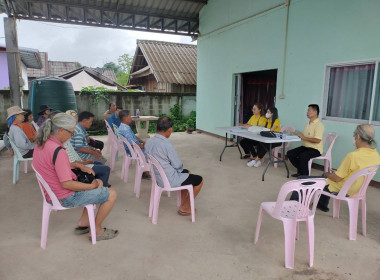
[0,13,196,67]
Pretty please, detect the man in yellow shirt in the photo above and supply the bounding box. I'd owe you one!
[287,104,324,176]
[317,124,380,212]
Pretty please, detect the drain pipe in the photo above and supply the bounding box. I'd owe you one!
[279,0,290,99]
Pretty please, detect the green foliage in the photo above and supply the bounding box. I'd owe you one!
[79,86,113,105]
[148,121,157,133]
[117,54,133,74]
[116,72,129,86]
[186,111,196,129]
[103,62,121,75]
[77,62,82,68]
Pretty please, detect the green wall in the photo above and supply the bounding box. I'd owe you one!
[197,0,380,180]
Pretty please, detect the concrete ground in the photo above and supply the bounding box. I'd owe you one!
[0,132,379,280]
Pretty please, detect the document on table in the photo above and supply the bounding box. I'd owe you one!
[227,126,247,133]
[274,133,300,140]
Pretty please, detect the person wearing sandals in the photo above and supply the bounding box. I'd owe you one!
[238,103,267,159]
[146,117,203,216]
[6,106,35,158]
[33,113,119,241]
[247,107,281,168]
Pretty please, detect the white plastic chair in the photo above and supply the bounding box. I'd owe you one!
[132,142,150,198]
[31,121,39,132]
[32,165,97,248]
[9,138,32,184]
[272,126,295,168]
[104,120,113,154]
[106,123,125,171]
[308,132,337,175]
[119,135,137,183]
[254,179,326,269]
[148,154,195,224]
[321,165,379,240]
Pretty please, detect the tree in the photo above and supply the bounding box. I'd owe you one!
[117,53,133,74]
[103,62,121,75]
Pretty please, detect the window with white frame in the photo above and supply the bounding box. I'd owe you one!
[323,60,380,124]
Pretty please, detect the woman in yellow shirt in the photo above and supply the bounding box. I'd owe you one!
[247,107,281,167]
[239,103,266,158]
[316,124,380,212]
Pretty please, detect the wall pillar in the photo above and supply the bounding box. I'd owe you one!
[4,17,23,106]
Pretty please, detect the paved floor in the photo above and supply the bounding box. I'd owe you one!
[0,132,379,280]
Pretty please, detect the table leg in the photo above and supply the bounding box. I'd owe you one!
[219,133,242,161]
[261,143,273,181]
[282,142,290,178]
[135,120,150,139]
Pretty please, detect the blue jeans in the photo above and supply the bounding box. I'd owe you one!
[60,187,110,208]
[92,161,110,186]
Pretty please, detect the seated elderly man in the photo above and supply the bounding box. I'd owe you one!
[146,117,203,216]
[118,110,145,155]
[71,111,107,164]
[316,124,380,212]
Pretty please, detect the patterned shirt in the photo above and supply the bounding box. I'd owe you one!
[70,123,91,159]
[118,123,140,156]
[63,141,94,168]
[145,134,189,188]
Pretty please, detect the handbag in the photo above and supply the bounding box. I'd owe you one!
[260,131,277,138]
[52,146,95,184]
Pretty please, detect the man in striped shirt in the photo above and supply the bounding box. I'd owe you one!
[71,111,107,164]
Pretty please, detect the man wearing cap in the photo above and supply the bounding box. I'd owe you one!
[5,106,35,158]
[36,105,53,127]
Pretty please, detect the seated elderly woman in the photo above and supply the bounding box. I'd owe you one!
[315,124,380,212]
[6,106,35,158]
[238,103,267,159]
[21,109,37,143]
[33,113,118,241]
[247,107,281,168]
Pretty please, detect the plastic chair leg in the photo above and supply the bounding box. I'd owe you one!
[24,161,28,174]
[295,221,299,240]
[152,188,163,224]
[306,217,315,267]
[110,147,116,171]
[283,219,297,269]
[308,159,313,176]
[347,200,359,240]
[41,203,52,249]
[85,205,97,245]
[332,199,340,219]
[188,187,195,222]
[177,190,182,207]
[13,158,19,184]
[134,168,143,198]
[254,206,264,244]
[361,198,366,236]
[149,183,155,218]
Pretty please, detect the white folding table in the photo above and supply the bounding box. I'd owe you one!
[216,126,301,181]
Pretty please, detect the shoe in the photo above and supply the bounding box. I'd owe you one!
[142,173,151,179]
[254,161,262,167]
[107,184,111,188]
[247,159,256,167]
[243,154,251,159]
[291,173,300,178]
[89,228,119,241]
[317,204,329,212]
[74,226,90,235]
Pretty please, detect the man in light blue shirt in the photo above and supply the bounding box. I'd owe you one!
[145,117,203,216]
[108,107,122,129]
[118,110,145,156]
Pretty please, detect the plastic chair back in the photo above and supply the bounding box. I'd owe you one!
[271,126,295,168]
[148,154,172,190]
[9,138,32,184]
[273,179,325,220]
[308,132,337,174]
[118,135,136,183]
[31,121,39,132]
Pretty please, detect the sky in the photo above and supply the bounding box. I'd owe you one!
[0,13,196,68]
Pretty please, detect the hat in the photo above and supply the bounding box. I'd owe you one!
[38,105,53,115]
[7,106,26,120]
[65,110,77,117]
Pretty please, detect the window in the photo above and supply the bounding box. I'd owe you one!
[323,60,380,124]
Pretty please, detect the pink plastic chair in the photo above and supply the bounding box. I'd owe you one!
[272,126,295,168]
[106,123,125,171]
[321,165,379,240]
[132,143,151,198]
[254,179,326,269]
[32,165,97,248]
[308,132,337,175]
[119,135,137,183]
[148,154,195,224]
[31,121,39,132]
[104,120,113,154]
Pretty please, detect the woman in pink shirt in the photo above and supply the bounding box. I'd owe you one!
[33,113,118,241]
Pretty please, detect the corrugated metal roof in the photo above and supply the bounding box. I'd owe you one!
[1,0,207,36]
[130,40,197,85]
[1,44,42,69]
[27,54,79,78]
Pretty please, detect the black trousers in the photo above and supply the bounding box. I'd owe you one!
[89,138,104,151]
[239,138,258,156]
[287,146,321,175]
[290,185,332,209]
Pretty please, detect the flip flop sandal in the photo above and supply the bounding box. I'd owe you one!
[74,226,90,235]
[177,210,192,216]
[89,228,119,241]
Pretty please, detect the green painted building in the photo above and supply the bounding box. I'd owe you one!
[197,0,380,181]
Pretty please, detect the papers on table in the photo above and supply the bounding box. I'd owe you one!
[274,133,300,140]
[227,126,247,133]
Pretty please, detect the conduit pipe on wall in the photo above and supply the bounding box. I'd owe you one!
[279,0,290,99]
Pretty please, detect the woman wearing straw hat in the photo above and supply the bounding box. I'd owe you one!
[6,106,35,158]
